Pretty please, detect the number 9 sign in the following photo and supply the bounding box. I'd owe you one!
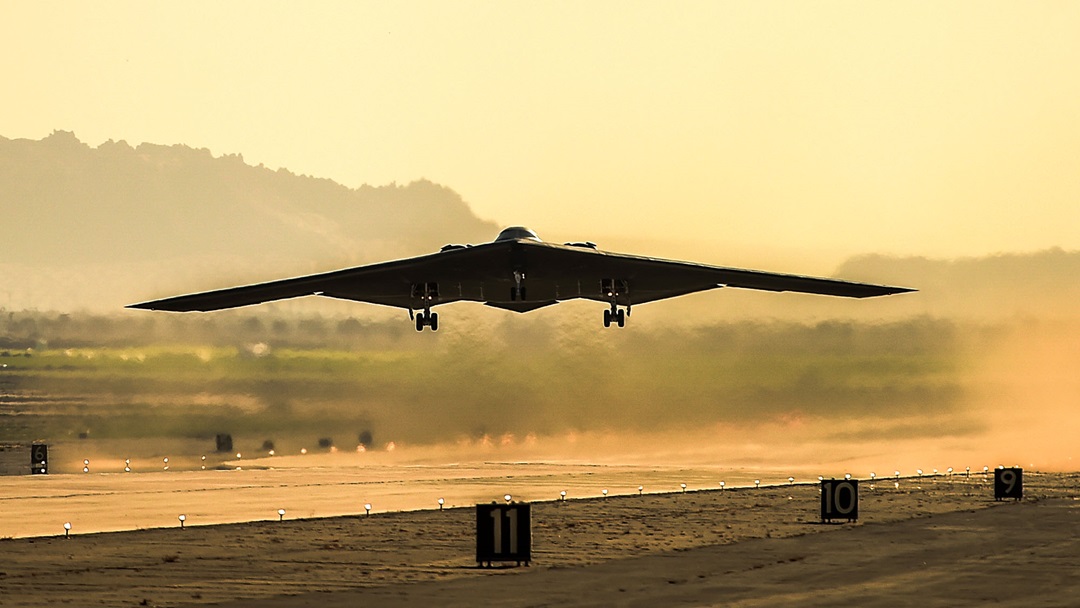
[821,478,859,523]
[994,467,1023,501]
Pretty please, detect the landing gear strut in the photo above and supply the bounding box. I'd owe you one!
[601,278,630,328]
[411,282,440,332]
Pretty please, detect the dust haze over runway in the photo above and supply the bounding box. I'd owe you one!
[5,209,1080,538]
[4,303,1080,539]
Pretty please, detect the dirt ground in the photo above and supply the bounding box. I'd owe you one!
[1,472,1076,607]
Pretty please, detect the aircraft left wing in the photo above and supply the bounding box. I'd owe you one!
[126,244,505,312]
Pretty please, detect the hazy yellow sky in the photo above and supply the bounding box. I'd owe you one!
[4,1,1079,266]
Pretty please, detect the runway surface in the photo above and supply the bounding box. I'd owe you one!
[231,496,1080,608]
[0,460,772,539]
[1,471,1075,607]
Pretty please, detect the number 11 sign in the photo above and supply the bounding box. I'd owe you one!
[476,502,531,567]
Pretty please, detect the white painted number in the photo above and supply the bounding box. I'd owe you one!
[824,481,856,515]
[1001,470,1017,494]
[837,483,855,514]
[489,507,520,554]
[507,507,519,554]
[490,508,502,553]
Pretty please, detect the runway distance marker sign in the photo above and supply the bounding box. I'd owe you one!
[476,502,531,567]
[31,444,48,475]
[821,478,859,523]
[994,468,1023,501]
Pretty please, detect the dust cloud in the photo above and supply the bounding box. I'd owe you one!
[4,244,1079,474]
[958,318,1080,471]
[3,308,1066,475]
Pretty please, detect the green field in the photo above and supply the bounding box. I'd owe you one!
[1,312,973,452]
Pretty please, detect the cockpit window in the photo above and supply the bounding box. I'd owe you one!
[494,226,542,242]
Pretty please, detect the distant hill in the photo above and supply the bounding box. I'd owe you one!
[0,131,498,310]
[647,247,1080,323]
[833,248,1080,320]
[1,132,1076,320]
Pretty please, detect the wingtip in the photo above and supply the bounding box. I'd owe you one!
[126,301,178,311]
[858,285,917,298]
[878,286,917,297]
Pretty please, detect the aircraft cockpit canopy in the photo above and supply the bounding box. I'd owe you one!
[495,226,542,242]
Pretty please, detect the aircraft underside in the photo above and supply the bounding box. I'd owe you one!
[405,277,636,331]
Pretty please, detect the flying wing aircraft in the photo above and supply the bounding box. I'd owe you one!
[128,226,914,331]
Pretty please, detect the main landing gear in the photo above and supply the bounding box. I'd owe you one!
[603,307,626,328]
[414,310,438,332]
[411,282,440,332]
[601,278,630,328]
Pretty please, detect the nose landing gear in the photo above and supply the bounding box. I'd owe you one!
[510,270,527,301]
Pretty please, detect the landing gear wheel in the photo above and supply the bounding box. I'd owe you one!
[415,311,438,331]
[603,309,612,327]
[616,309,625,327]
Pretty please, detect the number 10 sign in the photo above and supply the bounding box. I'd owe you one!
[476,502,531,567]
[821,478,859,523]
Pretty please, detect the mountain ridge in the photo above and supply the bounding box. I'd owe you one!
[1,131,498,267]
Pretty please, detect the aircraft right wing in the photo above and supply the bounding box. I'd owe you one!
[502,241,914,307]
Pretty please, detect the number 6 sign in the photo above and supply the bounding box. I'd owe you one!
[31,443,48,475]
[994,468,1023,501]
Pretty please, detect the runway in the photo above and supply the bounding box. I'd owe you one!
[2,470,1074,607]
[0,458,772,539]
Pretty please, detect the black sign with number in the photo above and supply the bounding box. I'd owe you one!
[821,478,859,522]
[994,467,1023,501]
[476,502,531,566]
[31,443,48,475]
